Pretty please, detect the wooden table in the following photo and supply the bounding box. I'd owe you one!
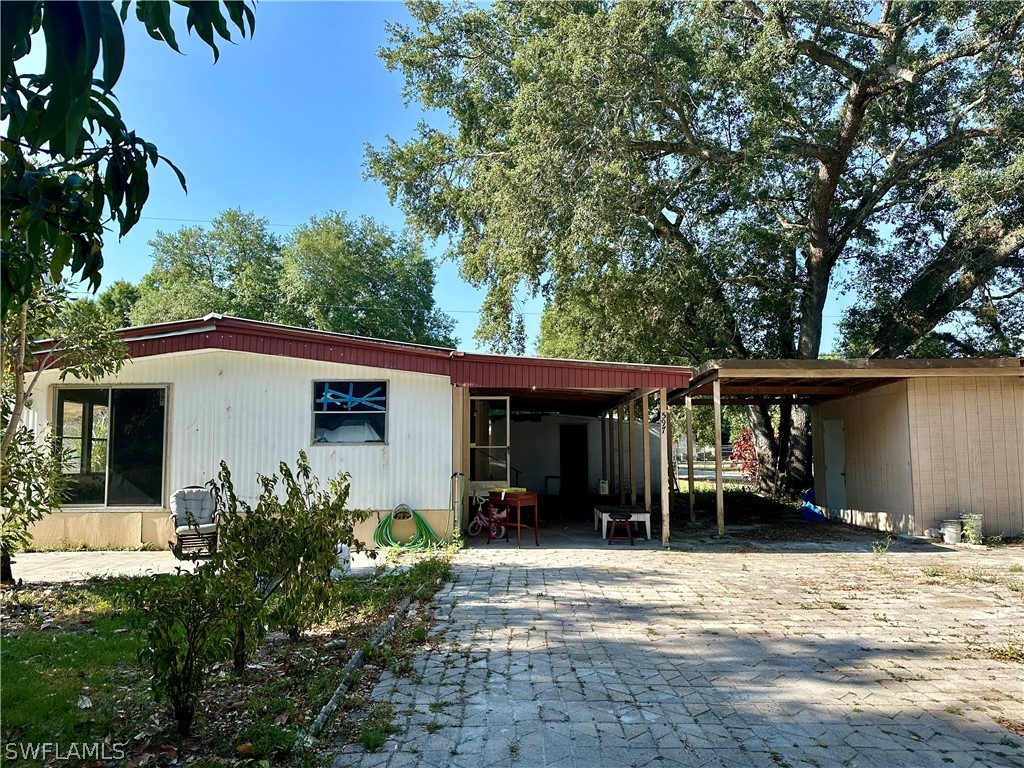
[488,491,540,548]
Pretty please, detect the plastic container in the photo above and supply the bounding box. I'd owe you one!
[940,519,962,545]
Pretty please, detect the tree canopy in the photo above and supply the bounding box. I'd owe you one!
[369,0,1024,489]
[278,213,457,347]
[1,1,256,319]
[130,209,281,325]
[102,209,457,348]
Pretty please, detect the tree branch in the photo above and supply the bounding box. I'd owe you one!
[869,225,1024,357]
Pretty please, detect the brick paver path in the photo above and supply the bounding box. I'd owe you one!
[335,538,1024,768]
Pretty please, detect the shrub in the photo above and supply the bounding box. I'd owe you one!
[256,453,371,639]
[135,570,232,737]
[137,453,372,733]
[206,452,371,666]
[730,427,759,485]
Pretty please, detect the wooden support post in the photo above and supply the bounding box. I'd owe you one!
[685,394,695,524]
[642,394,652,513]
[462,390,472,517]
[713,378,725,536]
[609,410,617,494]
[451,387,463,531]
[628,399,637,507]
[600,412,607,491]
[617,405,626,506]
[659,388,670,546]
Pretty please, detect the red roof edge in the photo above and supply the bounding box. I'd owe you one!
[48,315,693,391]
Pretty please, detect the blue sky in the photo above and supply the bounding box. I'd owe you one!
[68,1,847,355]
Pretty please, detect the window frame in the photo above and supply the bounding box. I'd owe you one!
[310,379,390,446]
[52,384,170,508]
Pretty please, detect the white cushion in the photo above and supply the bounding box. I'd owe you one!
[175,523,218,535]
[170,487,215,526]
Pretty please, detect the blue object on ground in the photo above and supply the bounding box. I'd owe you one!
[801,487,827,521]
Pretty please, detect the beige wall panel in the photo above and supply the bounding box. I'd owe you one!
[29,511,157,550]
[908,376,1024,536]
[353,509,455,548]
[812,381,915,533]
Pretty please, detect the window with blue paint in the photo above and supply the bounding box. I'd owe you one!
[312,381,388,444]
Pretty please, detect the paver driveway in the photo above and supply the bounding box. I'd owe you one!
[334,533,1024,768]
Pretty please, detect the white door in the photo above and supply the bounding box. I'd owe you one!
[822,418,847,510]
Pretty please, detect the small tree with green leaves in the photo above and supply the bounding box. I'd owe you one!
[205,452,372,671]
[136,569,233,738]
[204,463,282,674]
[259,454,370,640]
[1,281,126,582]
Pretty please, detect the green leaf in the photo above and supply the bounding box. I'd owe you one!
[159,154,188,193]
[97,2,125,91]
[0,1,39,86]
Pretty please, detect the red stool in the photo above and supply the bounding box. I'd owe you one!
[607,512,634,545]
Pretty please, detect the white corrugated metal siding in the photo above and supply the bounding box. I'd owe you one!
[28,349,454,512]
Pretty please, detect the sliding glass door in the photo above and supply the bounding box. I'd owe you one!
[56,388,166,506]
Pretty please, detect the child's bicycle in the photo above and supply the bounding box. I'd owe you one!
[467,494,506,539]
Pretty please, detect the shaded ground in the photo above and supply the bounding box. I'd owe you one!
[334,523,1024,768]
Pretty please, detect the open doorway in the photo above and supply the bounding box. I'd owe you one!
[559,424,588,496]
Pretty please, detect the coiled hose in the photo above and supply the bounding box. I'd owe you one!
[373,503,443,549]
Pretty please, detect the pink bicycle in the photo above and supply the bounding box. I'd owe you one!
[467,496,506,539]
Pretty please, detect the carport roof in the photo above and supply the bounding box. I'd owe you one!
[669,357,1024,406]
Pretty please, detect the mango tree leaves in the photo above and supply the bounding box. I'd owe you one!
[1,1,256,319]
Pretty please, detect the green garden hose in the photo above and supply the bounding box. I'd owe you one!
[373,503,443,549]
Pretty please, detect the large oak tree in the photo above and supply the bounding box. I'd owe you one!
[368,0,1024,491]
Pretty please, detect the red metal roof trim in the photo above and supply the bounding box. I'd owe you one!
[450,355,690,390]
[98,316,692,391]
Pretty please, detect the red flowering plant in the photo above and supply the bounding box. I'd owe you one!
[730,427,759,485]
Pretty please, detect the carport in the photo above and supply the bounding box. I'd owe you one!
[669,358,1024,538]
[449,354,692,544]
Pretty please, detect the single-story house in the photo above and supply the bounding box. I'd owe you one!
[24,315,685,549]
[671,358,1024,538]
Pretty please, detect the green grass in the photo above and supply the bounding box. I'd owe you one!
[679,480,798,524]
[988,640,1024,663]
[1,578,147,748]
[358,703,396,751]
[1,557,451,763]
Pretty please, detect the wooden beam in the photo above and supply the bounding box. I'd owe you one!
[685,394,695,524]
[451,386,464,529]
[617,405,626,506]
[713,378,725,537]
[642,394,652,513]
[722,384,853,396]
[605,387,657,411]
[659,388,671,546]
[628,399,636,507]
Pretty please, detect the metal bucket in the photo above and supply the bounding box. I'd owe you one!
[940,519,962,545]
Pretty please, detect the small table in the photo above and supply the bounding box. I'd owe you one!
[489,491,540,548]
[594,506,651,540]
